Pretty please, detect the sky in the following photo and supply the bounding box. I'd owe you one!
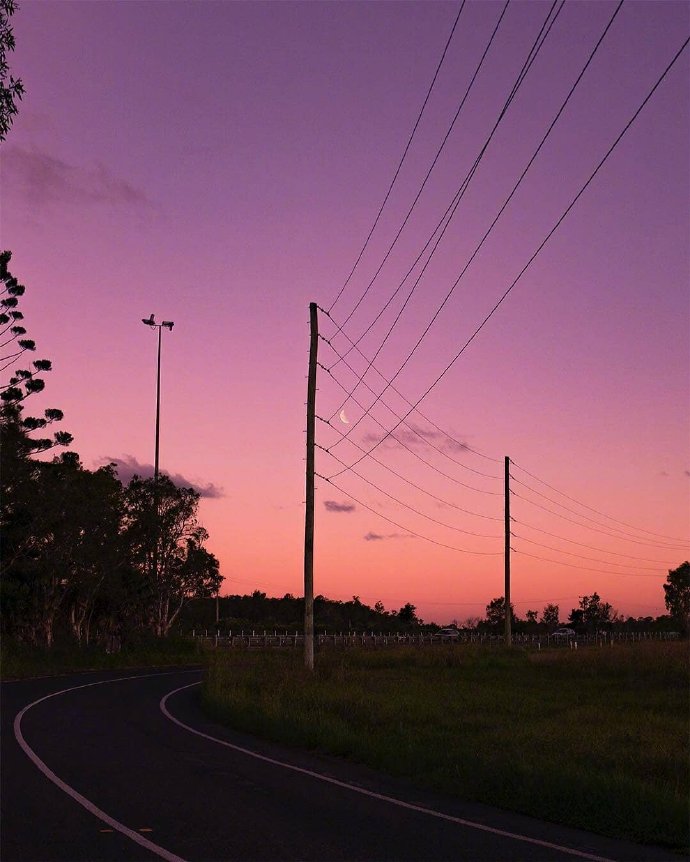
[2,0,689,625]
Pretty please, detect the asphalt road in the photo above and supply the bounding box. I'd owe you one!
[1,668,680,862]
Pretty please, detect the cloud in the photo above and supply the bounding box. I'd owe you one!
[324,500,355,513]
[3,145,154,209]
[99,455,224,498]
[361,423,469,454]
[363,531,415,541]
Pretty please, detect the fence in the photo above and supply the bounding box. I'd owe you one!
[188,629,681,650]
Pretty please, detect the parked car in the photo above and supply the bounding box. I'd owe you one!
[439,627,460,641]
[550,627,576,639]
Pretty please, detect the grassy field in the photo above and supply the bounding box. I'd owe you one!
[202,642,689,851]
[0,637,206,680]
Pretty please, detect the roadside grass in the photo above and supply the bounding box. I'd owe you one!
[202,642,689,851]
[0,637,206,680]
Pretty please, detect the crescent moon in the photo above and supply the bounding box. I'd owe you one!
[339,409,350,425]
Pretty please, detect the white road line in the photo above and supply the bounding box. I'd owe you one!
[161,681,617,862]
[14,670,200,862]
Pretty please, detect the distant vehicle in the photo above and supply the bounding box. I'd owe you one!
[550,627,576,639]
[439,627,460,641]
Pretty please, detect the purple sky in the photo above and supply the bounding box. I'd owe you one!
[3,0,689,623]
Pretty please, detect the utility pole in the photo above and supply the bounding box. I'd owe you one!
[304,303,318,671]
[504,455,512,646]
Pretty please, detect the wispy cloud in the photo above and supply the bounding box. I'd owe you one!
[363,531,415,541]
[361,423,469,454]
[3,146,154,209]
[100,455,224,498]
[324,500,355,513]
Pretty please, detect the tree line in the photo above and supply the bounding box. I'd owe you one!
[180,570,689,636]
[0,251,221,649]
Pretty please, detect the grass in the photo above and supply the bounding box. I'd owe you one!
[202,642,690,851]
[1,637,207,680]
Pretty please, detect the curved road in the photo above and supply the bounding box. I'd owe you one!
[1,668,678,862]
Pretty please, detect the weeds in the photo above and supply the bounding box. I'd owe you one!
[1,637,205,680]
[202,642,689,851]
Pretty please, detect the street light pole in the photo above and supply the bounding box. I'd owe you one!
[154,323,162,483]
[141,314,174,591]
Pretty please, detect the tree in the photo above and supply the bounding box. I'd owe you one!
[1,254,74,646]
[541,603,560,631]
[663,562,690,634]
[122,475,221,637]
[568,593,612,633]
[484,596,516,631]
[0,0,24,141]
[397,602,419,626]
[1,252,73,459]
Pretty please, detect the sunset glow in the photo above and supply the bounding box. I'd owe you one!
[4,0,688,624]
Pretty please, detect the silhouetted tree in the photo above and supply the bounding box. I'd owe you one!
[0,0,24,141]
[541,603,560,631]
[398,602,419,626]
[484,596,517,632]
[1,252,73,458]
[663,561,690,634]
[568,593,612,633]
[122,475,221,637]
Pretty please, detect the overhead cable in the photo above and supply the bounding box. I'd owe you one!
[514,548,668,578]
[510,476,689,549]
[327,0,565,424]
[328,1,467,314]
[512,533,669,571]
[331,0,512,328]
[317,443,502,538]
[317,473,503,555]
[511,490,688,550]
[329,0,622,444]
[511,458,690,544]
[319,336,500,480]
[512,517,679,564]
[326,33,689,480]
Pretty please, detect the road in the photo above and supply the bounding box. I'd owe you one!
[1,668,679,862]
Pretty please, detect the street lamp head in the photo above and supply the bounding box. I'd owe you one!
[142,314,155,326]
[162,321,174,330]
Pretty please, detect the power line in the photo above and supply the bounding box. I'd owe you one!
[319,336,500,479]
[321,312,500,464]
[319,431,502,521]
[317,473,503,556]
[318,354,501,495]
[510,476,689,549]
[514,548,668,578]
[512,533,668,571]
[331,0,512,329]
[317,432,502,521]
[329,0,622,446]
[318,443,502,538]
[327,33,690,480]
[328,1,566,434]
[511,490,688,550]
[512,517,678,564]
[510,458,690,544]
[328,2,466,314]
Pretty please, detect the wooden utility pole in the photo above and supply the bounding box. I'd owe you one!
[504,455,512,646]
[304,303,318,670]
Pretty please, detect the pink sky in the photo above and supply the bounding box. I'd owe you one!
[3,1,689,624]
